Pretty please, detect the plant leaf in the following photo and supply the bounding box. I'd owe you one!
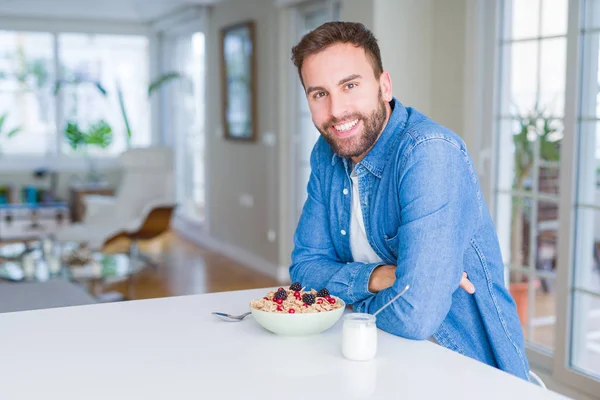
[53,79,107,97]
[7,127,21,137]
[0,113,6,133]
[64,121,86,151]
[94,82,107,96]
[116,81,132,143]
[53,80,62,96]
[148,71,182,96]
[86,120,112,149]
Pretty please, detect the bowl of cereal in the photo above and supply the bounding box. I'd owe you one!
[249,282,345,336]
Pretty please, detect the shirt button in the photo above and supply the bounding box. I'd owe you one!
[341,230,347,235]
[343,188,348,195]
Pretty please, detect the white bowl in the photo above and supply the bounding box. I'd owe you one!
[250,297,346,336]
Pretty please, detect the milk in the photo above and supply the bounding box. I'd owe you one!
[341,313,377,361]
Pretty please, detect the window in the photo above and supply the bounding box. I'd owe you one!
[59,34,150,156]
[571,0,600,381]
[0,31,55,155]
[164,31,206,222]
[496,0,568,354]
[494,0,600,394]
[0,30,150,158]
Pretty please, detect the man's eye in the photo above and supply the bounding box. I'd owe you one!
[314,91,326,99]
[345,83,357,90]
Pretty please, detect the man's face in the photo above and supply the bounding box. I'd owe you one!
[301,43,392,161]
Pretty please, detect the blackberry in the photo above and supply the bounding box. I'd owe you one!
[302,293,316,305]
[274,290,288,300]
[316,288,330,298]
[289,282,302,291]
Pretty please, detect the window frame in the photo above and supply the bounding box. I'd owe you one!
[490,0,600,395]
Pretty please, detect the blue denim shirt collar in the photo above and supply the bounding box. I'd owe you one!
[331,97,408,178]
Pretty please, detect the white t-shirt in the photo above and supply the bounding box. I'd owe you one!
[349,168,382,264]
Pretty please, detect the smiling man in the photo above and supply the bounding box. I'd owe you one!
[288,22,531,380]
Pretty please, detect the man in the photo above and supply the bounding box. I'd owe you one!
[288,21,530,380]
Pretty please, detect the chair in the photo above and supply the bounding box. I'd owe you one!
[529,370,547,390]
[103,205,177,269]
[54,146,174,251]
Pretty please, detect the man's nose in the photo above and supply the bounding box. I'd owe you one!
[329,94,347,121]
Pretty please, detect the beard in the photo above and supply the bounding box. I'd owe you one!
[316,90,387,159]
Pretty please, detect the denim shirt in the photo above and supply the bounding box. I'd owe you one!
[290,98,530,380]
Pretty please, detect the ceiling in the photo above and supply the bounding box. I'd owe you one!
[0,0,223,23]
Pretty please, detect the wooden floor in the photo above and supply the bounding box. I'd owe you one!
[101,231,279,300]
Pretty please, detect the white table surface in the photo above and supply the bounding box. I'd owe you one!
[0,287,569,399]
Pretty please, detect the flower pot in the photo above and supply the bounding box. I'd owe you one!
[509,280,540,326]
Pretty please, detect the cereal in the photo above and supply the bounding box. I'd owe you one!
[250,283,342,314]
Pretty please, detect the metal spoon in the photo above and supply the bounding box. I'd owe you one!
[212,311,251,322]
[372,284,410,317]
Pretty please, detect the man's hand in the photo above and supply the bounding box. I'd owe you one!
[459,272,475,294]
[368,265,396,293]
[368,266,475,294]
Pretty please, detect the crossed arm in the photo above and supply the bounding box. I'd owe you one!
[290,139,480,340]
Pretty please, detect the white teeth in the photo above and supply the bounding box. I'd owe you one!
[334,119,358,132]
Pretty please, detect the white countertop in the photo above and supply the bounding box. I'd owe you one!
[0,287,569,399]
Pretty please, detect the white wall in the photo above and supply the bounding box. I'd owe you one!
[342,0,469,142]
[203,0,281,278]
[373,0,434,117]
[431,0,467,137]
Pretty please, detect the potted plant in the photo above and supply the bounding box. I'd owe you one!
[56,71,182,149]
[64,119,113,184]
[509,103,561,324]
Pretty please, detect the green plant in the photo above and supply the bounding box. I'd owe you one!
[510,103,561,282]
[117,71,182,147]
[53,78,107,97]
[512,104,561,191]
[64,120,112,152]
[55,71,181,148]
[64,121,86,151]
[0,112,21,138]
[148,72,182,96]
[86,120,112,148]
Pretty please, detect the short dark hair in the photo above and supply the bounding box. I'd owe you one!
[291,21,383,85]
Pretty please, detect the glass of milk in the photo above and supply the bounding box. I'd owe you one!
[341,313,377,361]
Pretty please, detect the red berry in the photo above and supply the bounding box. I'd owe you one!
[303,303,309,307]
[263,297,269,300]
[278,287,284,292]
[317,298,324,304]
[328,297,336,304]
[276,305,284,311]
[276,298,283,304]
[288,309,296,314]
[294,291,300,297]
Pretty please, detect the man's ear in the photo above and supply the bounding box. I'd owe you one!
[380,71,393,102]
